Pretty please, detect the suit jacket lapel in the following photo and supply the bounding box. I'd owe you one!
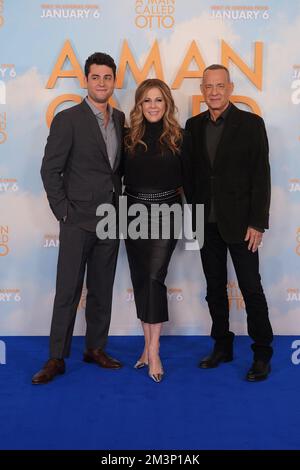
[198,111,212,172]
[213,103,240,170]
[80,100,111,168]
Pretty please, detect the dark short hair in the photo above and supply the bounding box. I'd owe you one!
[84,52,117,78]
[203,64,231,82]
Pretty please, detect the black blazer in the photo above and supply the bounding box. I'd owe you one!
[41,100,125,231]
[185,103,271,243]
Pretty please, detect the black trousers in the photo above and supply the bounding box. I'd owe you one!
[200,223,273,361]
[125,196,180,324]
[49,222,119,358]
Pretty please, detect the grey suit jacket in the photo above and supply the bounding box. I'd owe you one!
[41,100,125,231]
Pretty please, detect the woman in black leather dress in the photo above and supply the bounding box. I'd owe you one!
[124,79,191,382]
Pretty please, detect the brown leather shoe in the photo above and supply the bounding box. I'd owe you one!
[32,358,65,384]
[83,348,122,369]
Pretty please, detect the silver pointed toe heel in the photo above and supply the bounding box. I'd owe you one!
[148,370,164,383]
[134,360,148,369]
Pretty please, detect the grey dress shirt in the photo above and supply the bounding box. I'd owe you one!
[85,97,118,169]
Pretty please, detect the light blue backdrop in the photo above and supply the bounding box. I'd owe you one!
[0,0,299,335]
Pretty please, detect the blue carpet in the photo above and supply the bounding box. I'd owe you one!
[0,336,299,450]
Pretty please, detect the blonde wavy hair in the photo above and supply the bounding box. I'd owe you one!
[125,78,182,155]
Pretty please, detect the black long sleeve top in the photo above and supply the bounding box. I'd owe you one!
[124,120,189,192]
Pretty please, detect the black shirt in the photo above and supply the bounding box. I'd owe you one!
[204,103,232,222]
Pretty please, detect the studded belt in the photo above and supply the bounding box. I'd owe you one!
[124,187,178,203]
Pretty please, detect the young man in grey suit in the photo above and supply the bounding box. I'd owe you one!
[186,64,273,381]
[32,52,125,384]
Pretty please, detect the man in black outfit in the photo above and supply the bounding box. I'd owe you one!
[185,64,273,381]
[32,52,125,384]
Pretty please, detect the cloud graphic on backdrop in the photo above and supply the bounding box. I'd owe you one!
[0,191,57,257]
